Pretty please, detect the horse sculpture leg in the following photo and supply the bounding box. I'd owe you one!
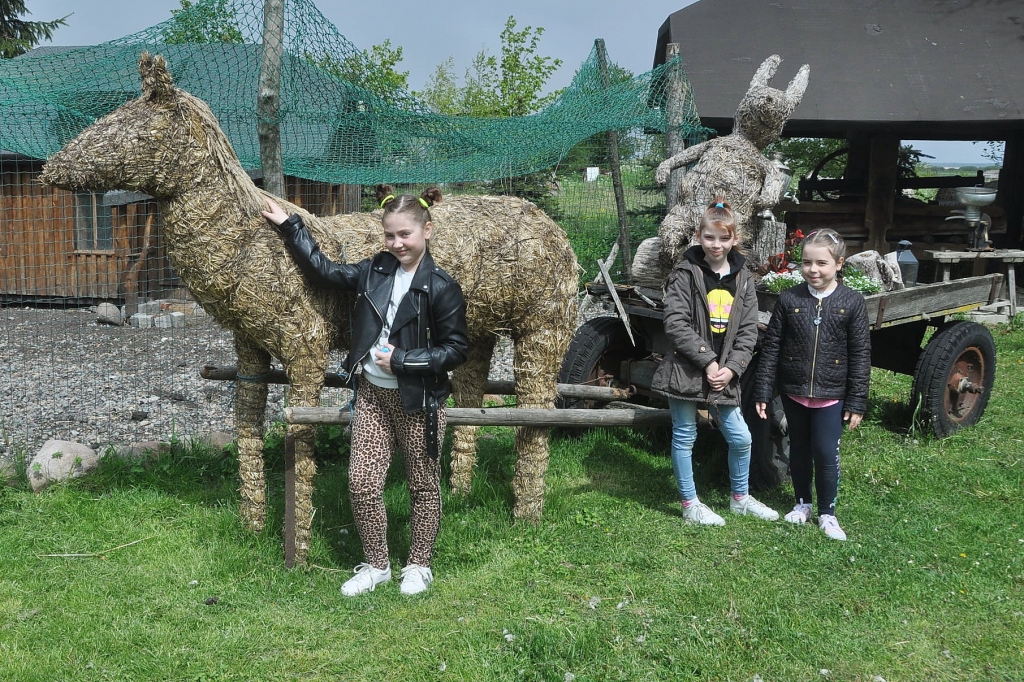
[280,342,329,566]
[510,326,569,522]
[234,336,272,532]
[449,335,497,494]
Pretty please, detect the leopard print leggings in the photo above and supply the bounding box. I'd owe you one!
[349,378,445,569]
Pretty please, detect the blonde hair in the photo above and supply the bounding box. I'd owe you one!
[699,196,742,252]
[802,228,846,262]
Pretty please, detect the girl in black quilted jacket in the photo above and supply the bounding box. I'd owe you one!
[753,228,871,541]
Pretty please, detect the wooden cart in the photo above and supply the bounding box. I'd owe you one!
[559,274,1003,487]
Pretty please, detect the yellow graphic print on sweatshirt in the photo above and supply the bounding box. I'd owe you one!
[708,288,734,334]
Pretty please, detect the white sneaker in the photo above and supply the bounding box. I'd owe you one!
[729,494,780,521]
[340,563,391,597]
[784,503,813,524]
[818,514,847,541]
[399,564,434,595]
[681,500,725,526]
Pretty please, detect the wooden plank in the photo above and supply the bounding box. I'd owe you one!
[285,406,672,427]
[199,365,633,400]
[862,274,1002,327]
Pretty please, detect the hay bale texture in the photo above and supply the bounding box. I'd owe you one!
[654,55,809,271]
[41,54,578,565]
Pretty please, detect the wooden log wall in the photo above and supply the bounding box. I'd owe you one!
[1,159,359,301]
[0,157,169,301]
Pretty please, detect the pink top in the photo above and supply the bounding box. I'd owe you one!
[788,395,840,408]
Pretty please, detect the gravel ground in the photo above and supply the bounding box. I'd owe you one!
[0,302,538,458]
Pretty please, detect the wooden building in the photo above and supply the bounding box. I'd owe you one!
[0,43,364,303]
[0,151,359,303]
[655,0,1024,253]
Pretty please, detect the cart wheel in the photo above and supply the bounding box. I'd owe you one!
[911,321,996,438]
[558,317,641,410]
[741,354,790,489]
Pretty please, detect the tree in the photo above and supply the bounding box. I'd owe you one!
[415,16,562,117]
[0,0,69,59]
[308,40,410,106]
[161,0,244,44]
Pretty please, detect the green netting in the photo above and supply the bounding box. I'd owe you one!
[0,0,705,184]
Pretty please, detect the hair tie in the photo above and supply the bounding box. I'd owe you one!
[418,197,429,209]
[714,202,724,208]
[379,194,395,209]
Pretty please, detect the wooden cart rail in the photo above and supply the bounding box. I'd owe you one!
[284,406,671,427]
[861,274,1003,329]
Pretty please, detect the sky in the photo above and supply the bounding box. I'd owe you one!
[27,0,994,165]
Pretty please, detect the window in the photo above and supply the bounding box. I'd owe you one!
[75,192,113,251]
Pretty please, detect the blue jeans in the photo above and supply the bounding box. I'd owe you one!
[668,398,752,501]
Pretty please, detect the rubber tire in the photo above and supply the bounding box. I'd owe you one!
[741,353,790,489]
[911,321,996,438]
[557,317,641,410]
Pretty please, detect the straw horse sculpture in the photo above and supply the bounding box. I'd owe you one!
[42,54,578,565]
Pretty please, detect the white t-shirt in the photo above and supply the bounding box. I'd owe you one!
[362,265,416,389]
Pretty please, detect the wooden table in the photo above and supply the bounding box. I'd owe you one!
[923,249,1024,316]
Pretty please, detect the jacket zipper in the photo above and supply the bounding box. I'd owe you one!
[808,297,823,397]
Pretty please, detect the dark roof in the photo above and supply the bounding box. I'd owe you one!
[654,0,1024,139]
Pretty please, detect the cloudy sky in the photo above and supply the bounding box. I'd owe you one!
[28,0,991,164]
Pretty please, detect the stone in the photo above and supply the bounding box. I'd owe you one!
[129,313,154,328]
[154,314,174,328]
[137,301,162,314]
[95,302,123,326]
[29,440,100,492]
[169,311,186,327]
[194,430,235,451]
[847,250,903,291]
[118,441,164,461]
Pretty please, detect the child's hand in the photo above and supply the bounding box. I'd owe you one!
[844,411,863,429]
[261,198,290,226]
[755,402,768,420]
[707,366,734,392]
[373,343,396,374]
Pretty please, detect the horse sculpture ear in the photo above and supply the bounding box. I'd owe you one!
[748,54,782,91]
[785,64,811,106]
[139,52,175,103]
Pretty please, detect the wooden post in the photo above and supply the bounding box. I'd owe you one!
[997,131,1024,250]
[258,0,285,199]
[283,431,296,568]
[595,38,632,281]
[864,134,899,254]
[663,43,688,211]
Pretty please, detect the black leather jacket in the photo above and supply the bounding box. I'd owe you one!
[278,214,469,456]
[752,283,871,415]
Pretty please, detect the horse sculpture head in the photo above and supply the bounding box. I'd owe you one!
[732,54,810,150]
[42,53,264,215]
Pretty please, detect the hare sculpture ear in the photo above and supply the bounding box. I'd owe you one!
[785,64,811,106]
[748,54,782,91]
[139,52,175,103]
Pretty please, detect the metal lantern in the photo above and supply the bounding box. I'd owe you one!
[895,240,919,287]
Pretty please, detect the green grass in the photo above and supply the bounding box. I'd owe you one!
[2,326,1023,680]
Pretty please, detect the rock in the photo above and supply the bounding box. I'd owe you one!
[119,441,164,461]
[29,440,100,492]
[95,302,123,326]
[847,250,903,291]
[137,301,162,314]
[129,313,154,328]
[196,430,235,451]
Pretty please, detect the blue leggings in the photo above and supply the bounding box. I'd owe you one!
[781,395,843,518]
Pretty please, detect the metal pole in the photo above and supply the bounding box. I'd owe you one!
[595,38,633,281]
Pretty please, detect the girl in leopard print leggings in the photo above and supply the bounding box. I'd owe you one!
[264,184,469,596]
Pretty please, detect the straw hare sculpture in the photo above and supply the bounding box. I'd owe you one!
[42,54,578,565]
[655,55,809,268]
